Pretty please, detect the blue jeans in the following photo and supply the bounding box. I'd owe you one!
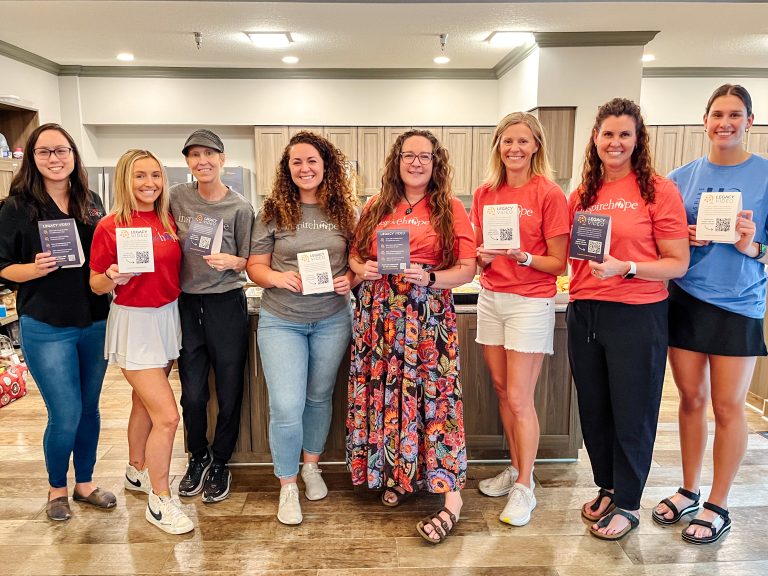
[257,306,352,478]
[20,316,108,488]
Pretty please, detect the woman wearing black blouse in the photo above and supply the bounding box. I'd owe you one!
[0,124,114,521]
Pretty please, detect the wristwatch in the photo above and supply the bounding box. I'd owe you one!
[752,242,767,260]
[623,261,637,280]
[427,272,437,286]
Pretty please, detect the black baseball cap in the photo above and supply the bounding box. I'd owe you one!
[182,129,224,156]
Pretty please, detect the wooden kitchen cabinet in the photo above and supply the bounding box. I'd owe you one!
[0,158,22,200]
[652,126,684,177]
[254,126,290,195]
[471,126,494,193]
[444,127,473,195]
[357,127,385,196]
[681,125,710,167]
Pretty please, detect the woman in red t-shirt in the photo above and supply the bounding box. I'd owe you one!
[470,112,569,527]
[348,130,476,544]
[568,99,689,541]
[89,149,192,535]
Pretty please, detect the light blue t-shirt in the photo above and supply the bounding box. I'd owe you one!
[668,154,768,318]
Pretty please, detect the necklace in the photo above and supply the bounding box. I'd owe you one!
[403,194,427,215]
[132,211,165,239]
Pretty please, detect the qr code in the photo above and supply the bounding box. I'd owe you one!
[199,236,211,249]
[315,272,330,284]
[499,228,514,241]
[136,250,150,264]
[715,218,731,232]
[587,240,602,254]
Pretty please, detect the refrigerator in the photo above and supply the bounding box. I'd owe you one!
[86,166,115,211]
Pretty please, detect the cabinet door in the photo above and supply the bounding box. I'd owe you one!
[653,126,684,176]
[384,127,410,154]
[413,126,443,142]
[357,127,385,196]
[647,125,658,159]
[681,125,710,166]
[746,126,768,158]
[288,126,320,138]
[535,107,576,181]
[0,159,21,200]
[323,127,358,162]
[254,126,289,195]
[471,126,495,193]
[444,127,473,196]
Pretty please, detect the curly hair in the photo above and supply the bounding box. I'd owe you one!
[9,123,94,223]
[485,112,553,190]
[353,129,458,270]
[577,98,656,211]
[261,131,357,236]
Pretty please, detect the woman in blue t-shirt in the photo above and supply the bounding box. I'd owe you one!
[653,84,768,544]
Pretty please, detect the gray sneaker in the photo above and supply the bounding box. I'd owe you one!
[277,483,302,525]
[478,465,519,497]
[499,483,537,527]
[301,462,328,501]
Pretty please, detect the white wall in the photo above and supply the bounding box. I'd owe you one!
[0,55,61,124]
[76,77,500,126]
[641,77,768,125]
[496,48,539,118]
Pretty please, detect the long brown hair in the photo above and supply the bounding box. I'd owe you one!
[577,98,655,210]
[485,112,553,190]
[111,149,176,237]
[261,131,357,236]
[8,123,93,222]
[353,129,457,270]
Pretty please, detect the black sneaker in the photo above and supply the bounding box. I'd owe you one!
[201,461,231,503]
[178,449,212,497]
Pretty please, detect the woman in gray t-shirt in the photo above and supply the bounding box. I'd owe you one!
[247,131,358,525]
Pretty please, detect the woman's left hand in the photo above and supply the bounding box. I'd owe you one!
[333,275,351,295]
[403,265,429,287]
[734,210,757,255]
[204,253,246,272]
[588,254,630,280]
[506,248,528,264]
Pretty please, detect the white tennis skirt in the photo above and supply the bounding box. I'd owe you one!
[105,299,182,370]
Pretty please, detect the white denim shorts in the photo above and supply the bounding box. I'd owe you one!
[475,288,555,354]
[105,299,181,370]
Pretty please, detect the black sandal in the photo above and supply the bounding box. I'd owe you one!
[589,508,640,541]
[381,486,414,508]
[652,486,700,526]
[415,506,459,545]
[581,488,616,522]
[681,501,731,545]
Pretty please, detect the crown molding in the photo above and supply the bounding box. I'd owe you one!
[493,44,537,78]
[643,67,768,78]
[0,39,60,75]
[533,31,659,47]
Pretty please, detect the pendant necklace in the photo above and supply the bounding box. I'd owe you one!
[404,194,427,215]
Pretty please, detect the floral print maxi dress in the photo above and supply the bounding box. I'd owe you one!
[346,272,467,494]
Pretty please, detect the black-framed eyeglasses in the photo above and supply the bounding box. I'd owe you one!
[399,152,434,165]
[33,147,73,160]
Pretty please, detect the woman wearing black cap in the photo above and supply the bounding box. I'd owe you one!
[169,129,257,503]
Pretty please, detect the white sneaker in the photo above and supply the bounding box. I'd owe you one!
[277,483,302,525]
[301,462,328,501]
[146,491,194,534]
[125,464,151,494]
[499,483,537,527]
[479,465,518,497]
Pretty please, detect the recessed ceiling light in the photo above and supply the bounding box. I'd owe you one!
[116,53,134,62]
[641,54,656,63]
[485,32,535,48]
[245,32,293,48]
[282,56,299,64]
[433,56,450,65]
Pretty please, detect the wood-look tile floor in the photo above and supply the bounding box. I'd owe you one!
[1,364,767,575]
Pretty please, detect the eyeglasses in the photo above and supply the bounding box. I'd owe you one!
[399,152,434,165]
[33,147,73,160]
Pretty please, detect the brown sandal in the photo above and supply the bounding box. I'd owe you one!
[416,506,459,544]
[381,486,414,508]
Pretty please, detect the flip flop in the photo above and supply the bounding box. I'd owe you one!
[381,486,414,508]
[581,487,616,522]
[589,509,639,541]
[652,486,700,526]
[681,502,731,545]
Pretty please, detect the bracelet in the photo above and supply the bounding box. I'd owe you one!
[752,242,767,260]
[518,252,533,267]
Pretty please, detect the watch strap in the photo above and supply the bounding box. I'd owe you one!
[427,272,437,287]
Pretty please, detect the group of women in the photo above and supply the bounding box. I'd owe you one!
[0,83,764,546]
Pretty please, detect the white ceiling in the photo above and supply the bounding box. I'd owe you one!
[0,1,766,70]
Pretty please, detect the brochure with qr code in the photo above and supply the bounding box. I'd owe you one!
[377,229,410,274]
[696,191,742,243]
[482,204,520,250]
[116,227,155,273]
[297,249,334,295]
[183,213,224,256]
[569,212,612,263]
[37,218,84,268]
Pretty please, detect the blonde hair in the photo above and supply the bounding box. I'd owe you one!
[112,149,176,237]
[484,112,553,190]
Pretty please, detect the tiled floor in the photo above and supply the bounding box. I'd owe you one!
[1,363,767,575]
